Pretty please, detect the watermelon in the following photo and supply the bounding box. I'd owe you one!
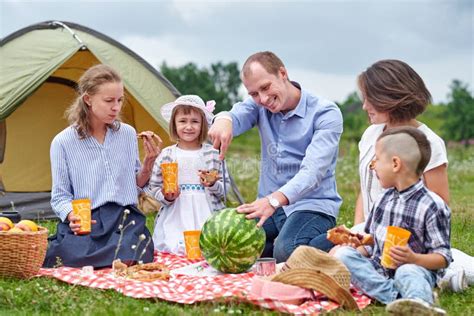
[199,208,266,273]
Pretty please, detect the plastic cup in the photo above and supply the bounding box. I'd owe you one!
[81,265,94,275]
[161,162,178,193]
[183,230,202,260]
[254,257,277,277]
[381,226,411,269]
[72,199,91,235]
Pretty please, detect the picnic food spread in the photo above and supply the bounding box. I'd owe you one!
[113,259,170,282]
[199,208,266,274]
[327,225,374,247]
[38,251,372,313]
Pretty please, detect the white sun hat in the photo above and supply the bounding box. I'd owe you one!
[160,95,216,126]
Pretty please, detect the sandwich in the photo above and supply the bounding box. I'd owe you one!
[327,225,374,247]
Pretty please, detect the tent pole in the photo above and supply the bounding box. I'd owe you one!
[50,21,87,50]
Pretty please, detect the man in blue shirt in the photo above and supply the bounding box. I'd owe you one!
[209,51,343,262]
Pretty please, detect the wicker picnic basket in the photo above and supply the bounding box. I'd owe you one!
[0,226,48,278]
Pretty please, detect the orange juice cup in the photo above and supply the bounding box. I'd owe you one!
[183,230,202,260]
[161,162,178,194]
[381,226,411,269]
[72,199,92,235]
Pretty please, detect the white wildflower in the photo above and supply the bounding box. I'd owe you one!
[130,220,136,225]
[118,225,123,230]
[131,245,137,250]
[124,209,130,215]
[139,234,146,241]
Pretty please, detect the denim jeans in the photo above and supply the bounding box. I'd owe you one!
[334,246,437,304]
[262,208,336,263]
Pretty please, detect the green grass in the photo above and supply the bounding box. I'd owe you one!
[1,131,473,315]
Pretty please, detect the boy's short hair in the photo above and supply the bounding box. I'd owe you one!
[358,59,432,123]
[377,126,431,176]
[169,105,208,144]
[242,51,286,78]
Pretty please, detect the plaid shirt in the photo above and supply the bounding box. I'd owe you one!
[364,180,452,278]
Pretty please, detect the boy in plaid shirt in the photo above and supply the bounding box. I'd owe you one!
[335,126,451,315]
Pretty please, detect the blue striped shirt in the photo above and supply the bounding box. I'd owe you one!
[229,82,343,218]
[364,180,452,278]
[50,123,141,221]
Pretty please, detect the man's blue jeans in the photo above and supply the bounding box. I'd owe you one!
[334,246,437,304]
[262,208,336,262]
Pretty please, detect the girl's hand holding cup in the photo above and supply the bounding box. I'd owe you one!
[162,187,180,202]
[161,162,179,201]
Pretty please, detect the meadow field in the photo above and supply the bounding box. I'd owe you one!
[1,128,473,315]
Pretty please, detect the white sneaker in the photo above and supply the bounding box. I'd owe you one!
[438,268,468,292]
[466,270,474,286]
[451,248,474,286]
[386,298,446,316]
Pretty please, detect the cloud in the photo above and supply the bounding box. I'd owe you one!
[1,0,472,103]
[120,34,196,68]
[415,53,474,102]
[290,67,358,104]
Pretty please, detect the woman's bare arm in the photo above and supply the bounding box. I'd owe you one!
[423,164,450,205]
[354,192,365,225]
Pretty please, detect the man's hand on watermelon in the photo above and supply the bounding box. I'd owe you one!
[237,192,288,227]
[237,198,275,227]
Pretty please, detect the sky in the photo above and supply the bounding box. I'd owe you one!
[1,0,473,104]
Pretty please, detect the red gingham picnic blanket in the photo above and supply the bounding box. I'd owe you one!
[38,252,371,314]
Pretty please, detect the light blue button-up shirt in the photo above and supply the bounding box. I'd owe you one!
[229,83,343,218]
[50,123,141,222]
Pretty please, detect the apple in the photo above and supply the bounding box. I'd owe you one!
[0,217,14,231]
[15,220,38,232]
[0,222,11,231]
[8,226,24,233]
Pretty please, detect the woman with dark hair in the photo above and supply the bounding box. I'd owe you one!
[43,64,162,268]
[355,59,448,227]
[353,59,472,292]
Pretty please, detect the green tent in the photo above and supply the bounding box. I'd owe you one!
[0,21,243,218]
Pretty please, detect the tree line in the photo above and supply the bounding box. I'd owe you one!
[160,62,474,145]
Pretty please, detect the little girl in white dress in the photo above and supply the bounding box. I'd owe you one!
[148,95,225,254]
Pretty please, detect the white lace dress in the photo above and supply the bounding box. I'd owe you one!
[152,147,213,255]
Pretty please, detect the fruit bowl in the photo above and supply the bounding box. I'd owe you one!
[0,226,48,278]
